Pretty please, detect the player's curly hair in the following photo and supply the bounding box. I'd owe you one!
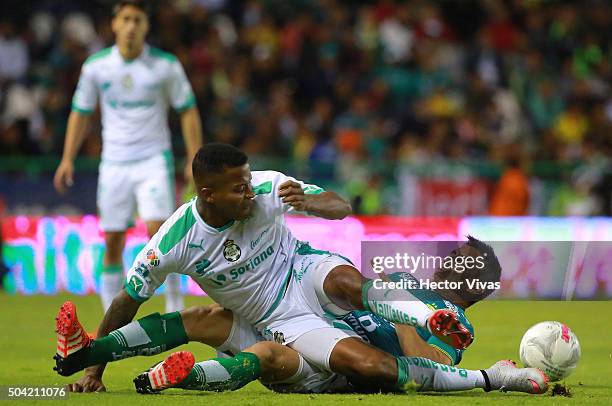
[462,235,502,304]
[192,143,248,178]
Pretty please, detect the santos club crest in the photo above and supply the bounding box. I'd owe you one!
[223,240,241,262]
[121,73,134,89]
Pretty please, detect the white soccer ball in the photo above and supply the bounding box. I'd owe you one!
[519,321,581,381]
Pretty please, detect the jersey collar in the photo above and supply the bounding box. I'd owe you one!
[112,43,149,64]
[191,198,235,233]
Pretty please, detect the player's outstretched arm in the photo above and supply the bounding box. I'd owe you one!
[278,180,352,220]
[70,290,142,391]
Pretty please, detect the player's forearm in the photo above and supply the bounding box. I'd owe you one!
[180,107,203,163]
[85,289,141,378]
[305,191,352,220]
[60,111,91,163]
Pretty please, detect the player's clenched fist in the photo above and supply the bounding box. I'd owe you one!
[278,180,309,212]
[65,373,106,393]
[53,160,74,195]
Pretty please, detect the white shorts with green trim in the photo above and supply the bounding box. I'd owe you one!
[262,349,352,394]
[255,249,355,343]
[253,249,360,374]
[97,151,175,232]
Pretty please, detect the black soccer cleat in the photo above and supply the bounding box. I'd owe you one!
[52,301,91,376]
[53,350,89,377]
[133,368,160,394]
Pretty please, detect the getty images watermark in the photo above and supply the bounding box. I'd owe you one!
[362,240,612,300]
[370,251,500,291]
[362,240,502,298]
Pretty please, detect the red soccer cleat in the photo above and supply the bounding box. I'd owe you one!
[134,351,196,394]
[55,301,91,358]
[427,309,474,350]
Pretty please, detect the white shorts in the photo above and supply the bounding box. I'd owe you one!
[216,311,357,393]
[255,248,364,375]
[97,151,175,231]
[262,350,351,394]
[258,251,355,345]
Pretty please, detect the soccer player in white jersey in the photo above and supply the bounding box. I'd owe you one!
[56,143,485,392]
[53,0,202,312]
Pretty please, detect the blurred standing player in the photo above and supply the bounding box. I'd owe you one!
[53,0,203,312]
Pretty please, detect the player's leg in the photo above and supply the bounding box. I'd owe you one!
[100,231,125,311]
[135,152,183,313]
[149,324,547,395]
[53,302,234,376]
[316,262,472,349]
[296,331,547,394]
[135,341,301,393]
[97,160,135,311]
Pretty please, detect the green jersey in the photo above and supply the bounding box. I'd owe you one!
[342,272,474,365]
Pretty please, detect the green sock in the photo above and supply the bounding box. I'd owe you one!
[178,352,261,392]
[81,312,188,367]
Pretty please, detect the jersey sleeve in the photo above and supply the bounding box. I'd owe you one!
[71,63,97,114]
[167,60,196,113]
[124,238,176,303]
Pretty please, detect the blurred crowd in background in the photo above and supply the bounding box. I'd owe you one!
[0,0,611,216]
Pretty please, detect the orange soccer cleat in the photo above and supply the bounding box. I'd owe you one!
[53,301,91,376]
[427,309,474,350]
[134,351,196,394]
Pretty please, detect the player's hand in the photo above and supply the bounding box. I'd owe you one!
[66,373,106,392]
[53,160,74,195]
[278,180,309,211]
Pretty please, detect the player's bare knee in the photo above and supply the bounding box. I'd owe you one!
[180,304,233,345]
[181,305,214,336]
[324,266,364,309]
[245,342,281,370]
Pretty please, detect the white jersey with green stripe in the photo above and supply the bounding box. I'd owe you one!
[125,170,325,327]
[71,44,195,162]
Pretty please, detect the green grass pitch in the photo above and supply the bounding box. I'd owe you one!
[0,293,609,405]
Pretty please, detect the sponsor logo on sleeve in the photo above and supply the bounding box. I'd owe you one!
[146,249,160,267]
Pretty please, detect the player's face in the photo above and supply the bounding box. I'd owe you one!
[112,6,149,50]
[211,164,255,221]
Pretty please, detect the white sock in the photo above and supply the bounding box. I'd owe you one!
[100,271,123,311]
[164,273,184,313]
[365,280,433,328]
[398,357,485,391]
